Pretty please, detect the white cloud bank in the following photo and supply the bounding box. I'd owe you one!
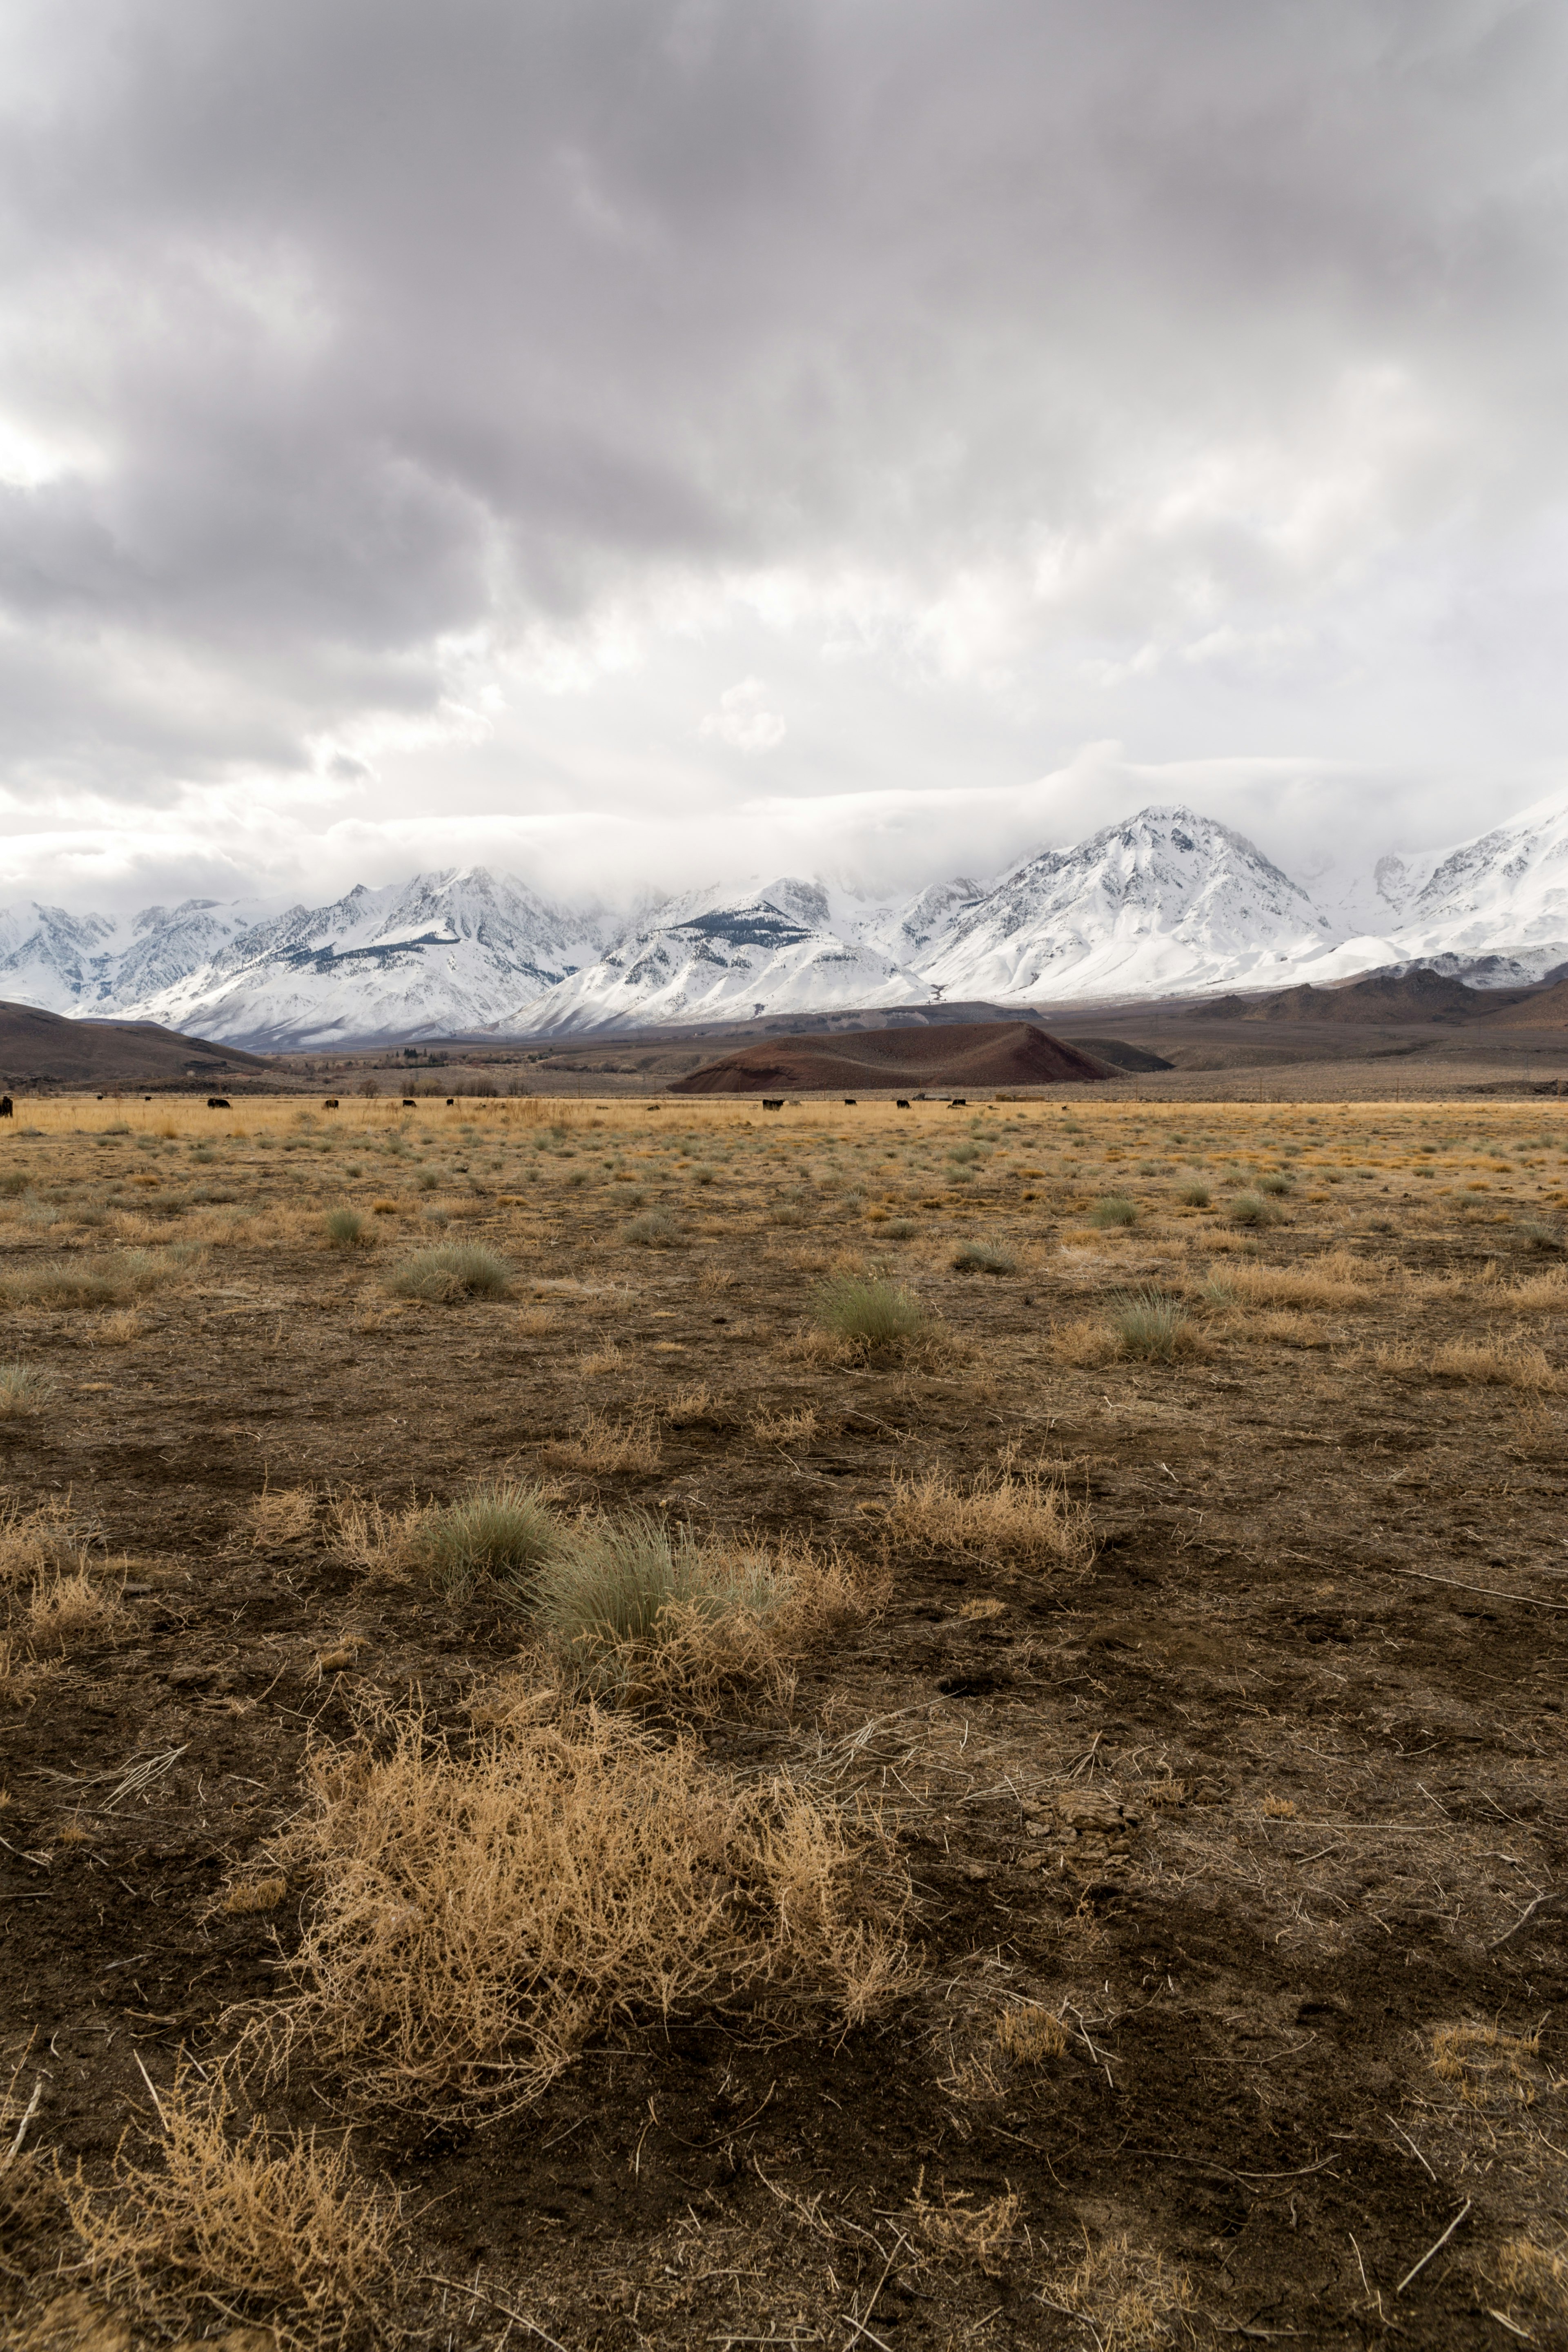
[0,0,1566,913]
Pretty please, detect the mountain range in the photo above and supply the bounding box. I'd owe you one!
[3,795,1567,1049]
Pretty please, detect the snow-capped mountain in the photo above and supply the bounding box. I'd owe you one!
[127,869,603,1047]
[512,877,923,1035]
[1363,789,1568,978]
[910,807,1339,1004]
[6,788,1568,1045]
[0,902,127,1013]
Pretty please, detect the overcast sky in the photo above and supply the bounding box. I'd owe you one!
[1,0,1566,915]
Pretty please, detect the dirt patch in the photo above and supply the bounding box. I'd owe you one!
[1,1087,1566,2346]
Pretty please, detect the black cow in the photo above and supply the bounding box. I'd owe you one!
[895,1098,910,1110]
[762,1098,783,1111]
[401,1098,416,1108]
[323,1097,339,1110]
[0,1096,11,1119]
[844,1098,857,1105]
[206,1096,230,1110]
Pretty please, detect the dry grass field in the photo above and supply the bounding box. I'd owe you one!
[1,1088,1566,2349]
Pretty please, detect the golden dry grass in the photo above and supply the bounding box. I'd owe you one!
[1496,2234,1568,2324]
[1047,1312,1121,1367]
[1202,1247,1370,1309]
[886,1465,1094,1567]
[231,1697,913,2120]
[1040,2232,1197,2352]
[220,1872,289,1915]
[992,2003,1069,2064]
[905,2173,1024,2274]
[1376,1334,1559,1389]
[750,1405,820,1445]
[62,2073,401,2345]
[243,1486,316,1546]
[547,1405,661,1474]
[24,1569,124,1650]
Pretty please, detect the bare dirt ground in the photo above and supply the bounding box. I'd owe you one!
[2,1089,1566,2350]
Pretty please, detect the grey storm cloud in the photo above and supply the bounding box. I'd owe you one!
[0,0,1566,900]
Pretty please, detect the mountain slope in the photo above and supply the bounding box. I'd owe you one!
[121,869,600,1047]
[513,879,923,1035]
[909,805,1342,1005]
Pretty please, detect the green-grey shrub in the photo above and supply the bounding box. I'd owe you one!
[623,1209,680,1248]
[409,1480,558,1602]
[388,1242,511,1302]
[0,1251,166,1310]
[1178,1182,1211,1208]
[1516,1216,1564,1252]
[882,1218,918,1241]
[1090,1195,1138,1228]
[814,1274,926,1352]
[951,1239,1016,1276]
[1108,1287,1192,1362]
[324,1206,367,1247]
[0,1170,30,1198]
[1229,1191,1278,1228]
[1256,1172,1293,1196]
[535,1515,779,1692]
[0,1360,56,1414]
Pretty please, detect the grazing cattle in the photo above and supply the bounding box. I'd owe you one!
[895,1098,910,1110]
[323,1098,339,1110]
[948,1098,967,1107]
[0,1096,11,1118]
[844,1098,857,1105]
[206,1097,230,1110]
[762,1098,784,1111]
[445,1097,455,1105]
[401,1098,416,1108]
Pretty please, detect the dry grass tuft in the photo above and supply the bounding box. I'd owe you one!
[1261,1793,1297,1819]
[332,1494,419,1583]
[887,1466,1093,1568]
[1496,2235,1568,2323]
[244,1487,316,1547]
[1507,1264,1568,1311]
[1429,1333,1557,1390]
[1203,1248,1369,1309]
[906,2172,1024,2274]
[992,2003,1068,2065]
[548,1406,662,1475]
[222,1871,289,1915]
[62,2071,401,2344]
[1047,1312,1121,1368]
[97,1309,142,1346]
[230,1699,914,2118]
[751,1405,820,1446]
[26,1569,124,1650]
[1432,2018,1542,2100]
[1252,1309,1330,1349]
[1040,2232,1197,2352]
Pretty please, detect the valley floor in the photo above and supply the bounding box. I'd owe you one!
[1,1090,1566,2349]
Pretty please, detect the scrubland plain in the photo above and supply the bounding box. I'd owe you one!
[1,1089,1566,2348]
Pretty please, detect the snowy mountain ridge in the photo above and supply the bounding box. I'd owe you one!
[3,793,1567,1047]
